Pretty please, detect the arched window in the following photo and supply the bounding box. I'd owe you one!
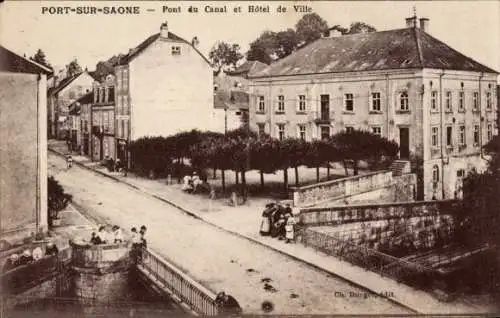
[432,165,440,186]
[400,91,409,111]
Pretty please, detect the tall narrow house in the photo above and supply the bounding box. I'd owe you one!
[114,21,219,165]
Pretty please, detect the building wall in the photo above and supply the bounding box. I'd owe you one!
[91,107,115,161]
[128,38,219,140]
[80,103,92,156]
[52,72,95,138]
[250,69,423,151]
[421,70,497,199]
[250,69,497,201]
[0,72,48,236]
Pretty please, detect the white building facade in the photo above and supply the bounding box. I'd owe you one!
[249,17,498,200]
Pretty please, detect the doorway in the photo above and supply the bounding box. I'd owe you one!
[399,127,410,159]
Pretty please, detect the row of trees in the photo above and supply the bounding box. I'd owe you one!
[129,128,399,196]
[209,13,377,71]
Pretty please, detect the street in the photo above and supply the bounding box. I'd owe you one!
[48,152,410,315]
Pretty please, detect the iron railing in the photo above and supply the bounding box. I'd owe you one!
[299,227,437,289]
[139,247,219,316]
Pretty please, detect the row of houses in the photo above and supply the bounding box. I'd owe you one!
[47,16,498,201]
[50,22,254,167]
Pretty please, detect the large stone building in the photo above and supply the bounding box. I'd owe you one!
[249,16,498,200]
[0,46,52,242]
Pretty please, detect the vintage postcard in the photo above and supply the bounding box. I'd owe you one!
[1,0,499,317]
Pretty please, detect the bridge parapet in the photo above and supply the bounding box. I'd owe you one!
[70,241,132,303]
[138,247,219,316]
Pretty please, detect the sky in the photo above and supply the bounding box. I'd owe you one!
[1,1,499,78]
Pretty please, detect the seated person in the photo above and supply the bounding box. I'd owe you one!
[112,225,124,243]
[97,226,109,244]
[181,175,194,192]
[3,254,19,271]
[191,172,203,193]
[32,246,44,261]
[90,232,102,245]
[18,250,34,266]
[45,242,59,256]
[215,291,242,315]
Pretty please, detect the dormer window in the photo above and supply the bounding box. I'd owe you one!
[171,46,181,55]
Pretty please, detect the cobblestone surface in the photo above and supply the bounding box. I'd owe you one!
[48,153,410,315]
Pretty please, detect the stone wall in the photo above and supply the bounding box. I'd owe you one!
[70,241,132,302]
[299,199,459,226]
[290,170,407,207]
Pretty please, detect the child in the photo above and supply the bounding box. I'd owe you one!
[285,214,296,244]
[139,225,147,248]
[90,232,102,245]
[67,155,73,169]
[112,225,123,243]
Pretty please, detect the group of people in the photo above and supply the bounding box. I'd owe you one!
[104,156,126,173]
[89,225,125,245]
[3,242,59,272]
[181,172,205,194]
[260,202,297,243]
[215,291,242,316]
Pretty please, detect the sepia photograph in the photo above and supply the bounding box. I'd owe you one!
[0,0,499,316]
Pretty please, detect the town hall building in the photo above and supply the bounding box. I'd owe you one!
[249,16,498,200]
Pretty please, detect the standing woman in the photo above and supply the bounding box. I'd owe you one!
[259,204,272,236]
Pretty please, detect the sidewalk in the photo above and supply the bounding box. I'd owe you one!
[48,140,490,314]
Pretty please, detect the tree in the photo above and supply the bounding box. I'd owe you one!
[246,31,278,65]
[280,138,310,187]
[31,49,52,69]
[209,42,244,72]
[346,22,377,34]
[329,22,377,35]
[48,176,72,226]
[305,139,336,182]
[94,54,124,80]
[275,29,300,59]
[295,13,329,45]
[331,129,398,175]
[67,59,83,77]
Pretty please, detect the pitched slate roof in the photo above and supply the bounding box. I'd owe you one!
[48,72,82,96]
[228,60,268,77]
[0,46,53,75]
[250,27,497,78]
[117,32,210,65]
[68,92,93,115]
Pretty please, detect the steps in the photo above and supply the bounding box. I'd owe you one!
[390,160,411,176]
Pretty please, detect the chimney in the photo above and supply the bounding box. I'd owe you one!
[160,21,169,39]
[405,16,417,28]
[419,18,429,32]
[191,36,200,48]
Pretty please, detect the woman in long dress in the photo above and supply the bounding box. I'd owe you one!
[259,204,272,236]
